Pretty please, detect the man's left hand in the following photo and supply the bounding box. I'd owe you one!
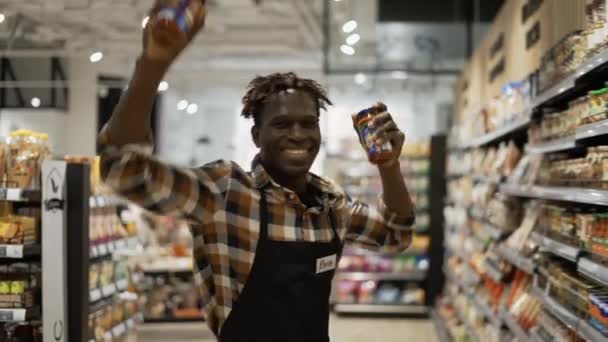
[368,111,405,168]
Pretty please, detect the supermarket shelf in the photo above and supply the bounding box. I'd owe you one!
[0,308,39,322]
[470,296,502,328]
[471,175,503,183]
[335,271,426,282]
[90,237,139,259]
[499,184,608,206]
[532,285,607,341]
[333,304,428,315]
[496,245,535,275]
[482,223,510,240]
[532,286,578,330]
[500,307,529,341]
[142,257,193,274]
[578,320,608,342]
[143,316,204,323]
[534,233,580,263]
[530,329,547,342]
[483,260,504,283]
[431,309,452,342]
[532,72,578,109]
[453,303,480,342]
[89,278,129,302]
[88,317,138,342]
[525,136,577,154]
[0,244,41,259]
[576,119,608,140]
[578,257,608,287]
[0,188,41,202]
[462,114,531,148]
[531,46,608,109]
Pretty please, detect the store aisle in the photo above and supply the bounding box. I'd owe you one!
[137,315,435,341]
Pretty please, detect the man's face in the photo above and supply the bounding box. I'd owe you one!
[252,90,321,178]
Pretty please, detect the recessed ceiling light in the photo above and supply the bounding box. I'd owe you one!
[31,97,41,108]
[158,81,169,92]
[346,33,360,46]
[342,20,357,33]
[142,16,150,28]
[186,103,198,115]
[89,51,103,63]
[391,71,408,80]
[340,44,355,56]
[354,73,366,85]
[0,13,5,24]
[177,99,189,111]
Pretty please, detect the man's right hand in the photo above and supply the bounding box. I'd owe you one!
[143,0,207,67]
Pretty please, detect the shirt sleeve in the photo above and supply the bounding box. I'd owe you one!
[97,129,231,224]
[343,194,415,253]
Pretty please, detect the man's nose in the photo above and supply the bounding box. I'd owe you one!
[288,123,305,139]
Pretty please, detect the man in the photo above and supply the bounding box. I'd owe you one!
[98,2,415,341]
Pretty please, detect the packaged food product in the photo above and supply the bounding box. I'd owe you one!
[353,103,393,165]
[157,0,193,33]
[5,130,45,189]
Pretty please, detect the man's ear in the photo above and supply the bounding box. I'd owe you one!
[251,125,260,148]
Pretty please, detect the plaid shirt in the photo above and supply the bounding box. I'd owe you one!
[99,140,414,335]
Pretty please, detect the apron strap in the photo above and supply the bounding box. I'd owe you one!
[328,209,342,247]
[259,190,269,241]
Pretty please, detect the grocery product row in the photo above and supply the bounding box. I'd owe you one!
[328,138,446,316]
[440,1,608,341]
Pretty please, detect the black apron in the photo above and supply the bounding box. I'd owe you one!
[219,190,342,342]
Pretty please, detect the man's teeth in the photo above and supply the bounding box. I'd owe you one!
[285,149,307,155]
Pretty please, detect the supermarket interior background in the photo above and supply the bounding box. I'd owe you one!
[0,0,608,341]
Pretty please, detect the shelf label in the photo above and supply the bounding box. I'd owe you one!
[101,284,116,297]
[112,323,126,337]
[115,239,127,250]
[0,309,25,322]
[90,289,102,302]
[116,279,128,291]
[0,245,24,258]
[126,318,135,329]
[97,244,108,256]
[107,242,116,253]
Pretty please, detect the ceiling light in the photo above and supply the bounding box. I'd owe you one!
[177,99,189,111]
[31,97,41,108]
[0,14,5,24]
[342,20,357,33]
[186,103,198,115]
[158,81,169,92]
[89,51,103,63]
[340,44,355,56]
[346,33,360,45]
[391,71,408,80]
[142,16,150,28]
[334,0,342,2]
[354,73,366,85]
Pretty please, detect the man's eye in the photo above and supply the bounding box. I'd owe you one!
[273,121,289,128]
[302,122,318,129]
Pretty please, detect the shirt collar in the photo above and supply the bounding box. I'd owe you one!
[250,154,341,200]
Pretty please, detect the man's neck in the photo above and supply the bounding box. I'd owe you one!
[261,162,308,195]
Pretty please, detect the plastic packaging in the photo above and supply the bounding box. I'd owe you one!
[354,102,393,164]
[157,0,193,33]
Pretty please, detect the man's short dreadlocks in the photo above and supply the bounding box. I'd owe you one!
[241,72,333,126]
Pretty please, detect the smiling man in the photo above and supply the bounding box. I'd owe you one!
[98,2,415,341]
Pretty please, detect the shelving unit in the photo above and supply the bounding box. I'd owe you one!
[333,304,428,315]
[437,23,608,342]
[330,137,446,316]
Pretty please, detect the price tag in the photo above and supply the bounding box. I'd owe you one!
[90,289,102,302]
[98,244,108,256]
[112,323,126,337]
[126,318,134,329]
[102,283,116,297]
[116,279,128,291]
[90,246,98,258]
[0,309,25,322]
[115,239,126,250]
[6,189,21,201]
[0,245,24,258]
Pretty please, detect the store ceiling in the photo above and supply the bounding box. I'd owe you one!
[0,0,334,78]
